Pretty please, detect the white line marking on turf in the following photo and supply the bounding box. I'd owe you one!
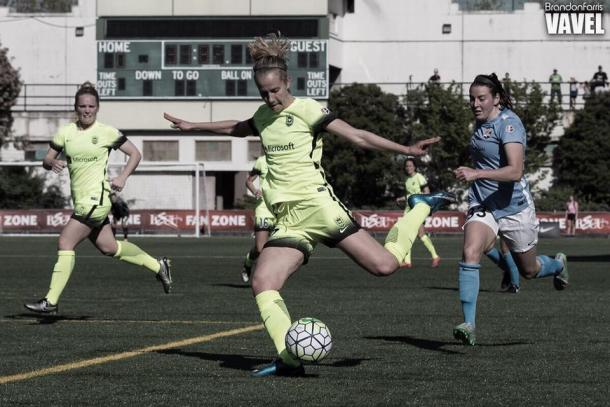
[0,323,263,385]
[0,318,257,325]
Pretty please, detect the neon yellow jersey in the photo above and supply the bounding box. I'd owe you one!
[50,121,127,207]
[249,98,336,206]
[405,172,428,198]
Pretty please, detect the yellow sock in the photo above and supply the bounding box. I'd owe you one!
[114,241,160,273]
[420,234,439,259]
[385,203,431,263]
[255,290,300,367]
[46,250,75,305]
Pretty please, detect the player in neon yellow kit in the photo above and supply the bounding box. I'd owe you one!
[164,34,454,377]
[24,82,172,315]
[395,157,441,268]
[241,155,276,283]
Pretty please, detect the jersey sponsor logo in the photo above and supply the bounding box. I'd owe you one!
[264,142,296,153]
[71,156,99,163]
[286,114,294,127]
[505,124,514,133]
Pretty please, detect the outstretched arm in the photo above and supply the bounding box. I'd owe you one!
[163,112,253,137]
[325,119,440,156]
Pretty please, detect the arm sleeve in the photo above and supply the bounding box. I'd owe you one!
[499,116,526,145]
[303,99,337,134]
[50,130,65,152]
[110,130,128,150]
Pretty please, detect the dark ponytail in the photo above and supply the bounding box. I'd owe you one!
[471,73,513,110]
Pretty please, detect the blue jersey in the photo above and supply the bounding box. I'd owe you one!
[468,109,534,219]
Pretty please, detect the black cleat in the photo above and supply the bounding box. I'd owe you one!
[24,298,58,315]
[252,358,305,377]
[156,257,173,293]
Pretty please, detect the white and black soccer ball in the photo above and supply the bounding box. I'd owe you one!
[285,317,332,362]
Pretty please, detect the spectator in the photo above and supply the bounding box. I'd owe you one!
[549,69,562,105]
[502,72,512,99]
[569,77,578,109]
[565,195,578,237]
[582,81,591,99]
[591,65,608,93]
[428,68,441,84]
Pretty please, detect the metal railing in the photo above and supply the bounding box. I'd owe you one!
[13,83,81,112]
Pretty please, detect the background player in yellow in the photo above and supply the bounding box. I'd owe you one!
[24,82,172,315]
[164,33,454,377]
[395,157,441,268]
[241,155,276,283]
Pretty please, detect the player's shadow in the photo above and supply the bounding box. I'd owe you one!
[6,313,94,325]
[210,283,250,289]
[366,335,530,353]
[567,254,610,262]
[426,286,495,293]
[156,349,367,376]
[365,335,463,355]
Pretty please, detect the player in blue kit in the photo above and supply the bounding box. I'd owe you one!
[452,73,569,346]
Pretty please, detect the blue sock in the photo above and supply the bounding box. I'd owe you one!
[535,255,563,278]
[502,251,520,287]
[485,248,502,265]
[458,262,480,326]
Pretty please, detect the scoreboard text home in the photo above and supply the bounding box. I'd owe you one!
[96,17,329,100]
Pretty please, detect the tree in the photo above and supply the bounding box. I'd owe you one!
[552,92,610,207]
[0,167,66,209]
[509,81,560,185]
[0,43,22,148]
[404,83,472,196]
[323,84,407,208]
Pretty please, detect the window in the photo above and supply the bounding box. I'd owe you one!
[104,53,114,68]
[225,81,236,96]
[198,45,209,64]
[165,44,177,65]
[237,80,247,96]
[143,80,153,96]
[179,44,192,65]
[143,140,179,161]
[24,142,50,161]
[231,44,243,64]
[186,80,197,96]
[138,54,149,63]
[297,77,305,90]
[309,53,319,68]
[247,140,263,161]
[213,45,224,65]
[175,80,185,96]
[297,52,307,68]
[118,77,126,90]
[196,141,232,161]
[245,50,252,64]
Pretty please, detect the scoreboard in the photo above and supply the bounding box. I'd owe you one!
[96,39,328,100]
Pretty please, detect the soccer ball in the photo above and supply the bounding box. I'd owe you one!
[285,317,332,362]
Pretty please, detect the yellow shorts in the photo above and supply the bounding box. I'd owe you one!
[72,204,111,228]
[266,191,360,263]
[254,200,276,232]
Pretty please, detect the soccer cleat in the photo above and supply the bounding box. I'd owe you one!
[24,298,58,315]
[156,257,173,294]
[251,359,305,377]
[241,264,251,284]
[453,322,476,346]
[407,192,456,213]
[553,253,569,290]
[431,256,441,268]
[506,283,520,294]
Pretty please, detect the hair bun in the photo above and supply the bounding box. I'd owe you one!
[80,81,95,89]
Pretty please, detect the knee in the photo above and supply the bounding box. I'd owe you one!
[521,266,538,279]
[98,242,118,257]
[57,236,75,251]
[369,258,398,277]
[462,245,483,264]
